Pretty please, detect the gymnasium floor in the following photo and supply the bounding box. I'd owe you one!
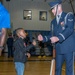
[0,54,75,75]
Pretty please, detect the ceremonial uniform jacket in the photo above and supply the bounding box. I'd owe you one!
[43,12,75,54]
[13,38,34,63]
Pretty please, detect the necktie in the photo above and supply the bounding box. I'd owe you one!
[57,15,60,24]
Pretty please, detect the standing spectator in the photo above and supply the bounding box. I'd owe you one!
[7,33,13,58]
[0,2,10,56]
[38,41,46,58]
[45,40,53,56]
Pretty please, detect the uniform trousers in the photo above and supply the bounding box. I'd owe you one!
[55,52,73,75]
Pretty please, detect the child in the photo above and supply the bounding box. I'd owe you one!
[13,28,36,75]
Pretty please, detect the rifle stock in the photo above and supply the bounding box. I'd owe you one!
[50,46,56,75]
[50,58,55,75]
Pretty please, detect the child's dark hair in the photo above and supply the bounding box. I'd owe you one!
[13,28,24,41]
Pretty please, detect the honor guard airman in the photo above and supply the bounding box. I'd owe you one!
[38,1,75,75]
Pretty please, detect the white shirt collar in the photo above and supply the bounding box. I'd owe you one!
[57,12,62,17]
